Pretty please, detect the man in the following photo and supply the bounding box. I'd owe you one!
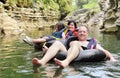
[32,25,116,68]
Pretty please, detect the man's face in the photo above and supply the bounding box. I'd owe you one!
[78,26,88,41]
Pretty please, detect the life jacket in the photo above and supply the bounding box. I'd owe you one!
[63,28,73,38]
[63,28,69,35]
[63,28,78,39]
[87,38,97,49]
[72,30,78,37]
[66,36,97,50]
[51,28,65,39]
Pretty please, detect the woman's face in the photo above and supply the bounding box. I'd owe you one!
[78,26,88,41]
[68,22,76,31]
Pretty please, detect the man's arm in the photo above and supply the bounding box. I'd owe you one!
[96,44,116,61]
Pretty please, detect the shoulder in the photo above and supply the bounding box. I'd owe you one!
[96,43,105,51]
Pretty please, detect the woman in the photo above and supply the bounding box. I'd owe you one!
[23,22,65,46]
[62,20,78,39]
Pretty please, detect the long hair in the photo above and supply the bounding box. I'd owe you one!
[67,20,77,28]
[56,22,65,31]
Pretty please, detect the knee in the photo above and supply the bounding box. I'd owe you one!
[69,41,79,46]
[53,41,62,46]
[69,41,82,50]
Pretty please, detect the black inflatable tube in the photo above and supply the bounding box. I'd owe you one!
[35,42,106,62]
[34,39,65,51]
[34,36,106,62]
[54,49,106,62]
[34,36,77,50]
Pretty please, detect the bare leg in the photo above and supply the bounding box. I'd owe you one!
[32,38,46,43]
[54,41,83,68]
[24,36,47,45]
[32,41,67,66]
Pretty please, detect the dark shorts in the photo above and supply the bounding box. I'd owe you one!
[45,36,56,41]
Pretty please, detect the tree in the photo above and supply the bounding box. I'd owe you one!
[76,0,89,9]
[54,0,73,20]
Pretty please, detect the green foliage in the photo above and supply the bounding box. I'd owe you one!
[72,0,78,11]
[72,0,99,10]
[83,0,99,9]
[7,0,17,6]
[7,0,33,7]
[57,0,72,12]
[7,0,73,12]
[6,0,99,13]
[76,0,89,8]
[54,0,73,20]
[50,0,59,11]
[44,0,59,10]
[6,0,74,20]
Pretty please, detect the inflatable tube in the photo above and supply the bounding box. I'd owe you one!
[34,36,77,51]
[34,40,55,51]
[65,36,78,49]
[54,49,106,62]
[34,39,66,51]
[34,36,106,62]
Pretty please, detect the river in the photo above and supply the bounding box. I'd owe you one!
[0,28,120,78]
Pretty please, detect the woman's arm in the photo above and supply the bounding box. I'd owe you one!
[62,32,66,39]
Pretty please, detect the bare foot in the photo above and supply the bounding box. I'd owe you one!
[32,58,42,67]
[54,58,68,68]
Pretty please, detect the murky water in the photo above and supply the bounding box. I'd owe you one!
[0,28,120,78]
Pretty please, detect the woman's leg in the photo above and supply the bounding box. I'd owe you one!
[32,41,67,66]
[32,38,46,43]
[54,41,83,68]
[24,36,47,45]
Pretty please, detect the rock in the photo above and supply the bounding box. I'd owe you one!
[65,0,120,33]
[0,11,22,36]
[0,27,5,38]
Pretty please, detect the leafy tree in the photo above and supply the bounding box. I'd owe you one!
[54,0,73,20]
[74,0,99,9]
[76,0,89,9]
[83,0,99,9]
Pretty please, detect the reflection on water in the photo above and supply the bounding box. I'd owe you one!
[0,29,120,78]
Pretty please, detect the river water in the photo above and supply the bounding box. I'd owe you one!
[0,28,120,78]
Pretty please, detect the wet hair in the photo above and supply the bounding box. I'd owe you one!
[55,22,65,31]
[67,20,77,28]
